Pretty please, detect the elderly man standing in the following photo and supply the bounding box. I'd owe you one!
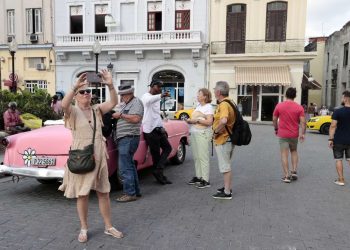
[113,82,144,202]
[141,80,172,185]
[212,81,236,200]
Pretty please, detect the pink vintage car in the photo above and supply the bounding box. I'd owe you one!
[0,120,189,186]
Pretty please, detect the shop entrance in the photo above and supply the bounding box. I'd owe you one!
[261,96,279,121]
[152,70,185,112]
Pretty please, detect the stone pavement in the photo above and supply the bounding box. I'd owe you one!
[0,124,350,250]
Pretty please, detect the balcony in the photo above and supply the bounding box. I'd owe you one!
[56,30,202,47]
[211,39,305,55]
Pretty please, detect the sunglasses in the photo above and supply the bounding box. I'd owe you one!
[78,89,91,95]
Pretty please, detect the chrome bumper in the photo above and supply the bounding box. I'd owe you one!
[0,164,64,179]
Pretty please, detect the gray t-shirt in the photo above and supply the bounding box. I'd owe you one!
[114,97,144,140]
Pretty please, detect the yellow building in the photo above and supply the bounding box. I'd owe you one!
[209,0,316,121]
[0,0,55,95]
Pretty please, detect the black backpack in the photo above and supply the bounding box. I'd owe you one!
[222,100,252,146]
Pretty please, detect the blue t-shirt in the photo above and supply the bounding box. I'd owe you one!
[332,106,350,145]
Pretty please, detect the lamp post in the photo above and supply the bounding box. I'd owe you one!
[9,39,18,93]
[92,40,102,74]
[107,62,113,72]
[0,57,5,91]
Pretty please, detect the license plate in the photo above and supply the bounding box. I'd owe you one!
[31,157,56,166]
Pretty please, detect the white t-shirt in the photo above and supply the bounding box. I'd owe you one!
[191,103,214,132]
[141,92,163,133]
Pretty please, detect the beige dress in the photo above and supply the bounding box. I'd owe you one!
[58,105,110,198]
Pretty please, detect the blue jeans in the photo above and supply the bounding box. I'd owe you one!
[117,136,140,196]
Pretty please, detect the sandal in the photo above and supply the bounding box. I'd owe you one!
[78,229,88,243]
[104,227,124,239]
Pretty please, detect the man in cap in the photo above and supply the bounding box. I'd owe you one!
[141,80,172,185]
[112,81,144,202]
[3,102,30,134]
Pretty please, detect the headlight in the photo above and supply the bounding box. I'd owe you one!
[1,138,10,147]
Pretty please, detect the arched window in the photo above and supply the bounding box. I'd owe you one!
[266,1,287,41]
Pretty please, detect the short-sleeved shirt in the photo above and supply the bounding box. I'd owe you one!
[115,97,144,140]
[213,98,236,145]
[3,109,22,129]
[273,100,304,138]
[190,103,214,132]
[332,106,350,145]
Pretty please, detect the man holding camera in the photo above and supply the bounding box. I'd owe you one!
[141,80,172,185]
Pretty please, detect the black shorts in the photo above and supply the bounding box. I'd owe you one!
[333,144,350,160]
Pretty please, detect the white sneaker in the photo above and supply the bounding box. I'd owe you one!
[334,179,345,186]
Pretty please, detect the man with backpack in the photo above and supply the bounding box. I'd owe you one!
[273,87,306,183]
[212,81,236,200]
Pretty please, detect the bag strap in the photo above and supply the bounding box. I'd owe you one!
[92,109,96,146]
[221,99,238,136]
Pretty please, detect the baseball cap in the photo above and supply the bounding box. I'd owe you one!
[149,80,164,87]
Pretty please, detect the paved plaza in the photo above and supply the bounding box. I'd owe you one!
[0,124,350,250]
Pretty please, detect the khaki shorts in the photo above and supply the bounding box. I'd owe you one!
[279,137,298,151]
[214,142,235,173]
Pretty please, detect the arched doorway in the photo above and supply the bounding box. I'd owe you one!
[152,70,185,111]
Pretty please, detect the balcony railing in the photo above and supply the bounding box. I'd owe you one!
[56,31,202,46]
[211,39,305,55]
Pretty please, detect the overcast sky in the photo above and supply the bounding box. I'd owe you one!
[306,0,350,38]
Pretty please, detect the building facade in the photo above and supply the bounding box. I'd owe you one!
[0,0,55,95]
[302,37,326,107]
[54,0,209,112]
[323,21,350,109]
[209,0,315,121]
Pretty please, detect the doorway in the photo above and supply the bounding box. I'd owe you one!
[261,96,279,121]
[152,70,185,112]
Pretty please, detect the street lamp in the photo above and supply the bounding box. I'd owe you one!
[92,40,102,74]
[9,39,18,93]
[0,57,5,91]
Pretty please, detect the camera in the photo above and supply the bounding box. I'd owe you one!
[86,72,102,83]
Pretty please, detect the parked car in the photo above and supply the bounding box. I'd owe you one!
[174,103,218,120]
[0,120,189,187]
[174,108,194,120]
[307,115,332,135]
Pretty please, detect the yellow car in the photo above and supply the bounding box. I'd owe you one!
[174,108,194,120]
[307,115,332,135]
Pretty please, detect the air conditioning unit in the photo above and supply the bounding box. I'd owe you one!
[30,34,38,43]
[7,36,14,43]
[36,63,46,70]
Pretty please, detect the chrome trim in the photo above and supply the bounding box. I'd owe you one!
[0,164,64,179]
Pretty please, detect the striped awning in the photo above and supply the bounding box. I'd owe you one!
[235,66,292,86]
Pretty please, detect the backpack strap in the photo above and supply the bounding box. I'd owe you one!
[221,99,238,138]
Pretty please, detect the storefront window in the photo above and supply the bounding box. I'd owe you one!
[237,85,253,116]
[262,86,280,93]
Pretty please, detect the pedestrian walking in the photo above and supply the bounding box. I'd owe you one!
[328,90,350,186]
[186,88,214,188]
[112,82,144,202]
[319,106,329,116]
[141,80,172,185]
[59,70,123,243]
[272,87,306,183]
[212,81,235,200]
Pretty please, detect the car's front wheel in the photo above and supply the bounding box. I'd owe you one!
[179,113,190,120]
[170,140,186,165]
[36,178,59,185]
[320,123,330,135]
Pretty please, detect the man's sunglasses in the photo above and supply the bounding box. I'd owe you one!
[78,89,91,95]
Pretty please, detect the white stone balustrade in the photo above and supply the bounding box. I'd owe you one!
[56,31,202,46]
